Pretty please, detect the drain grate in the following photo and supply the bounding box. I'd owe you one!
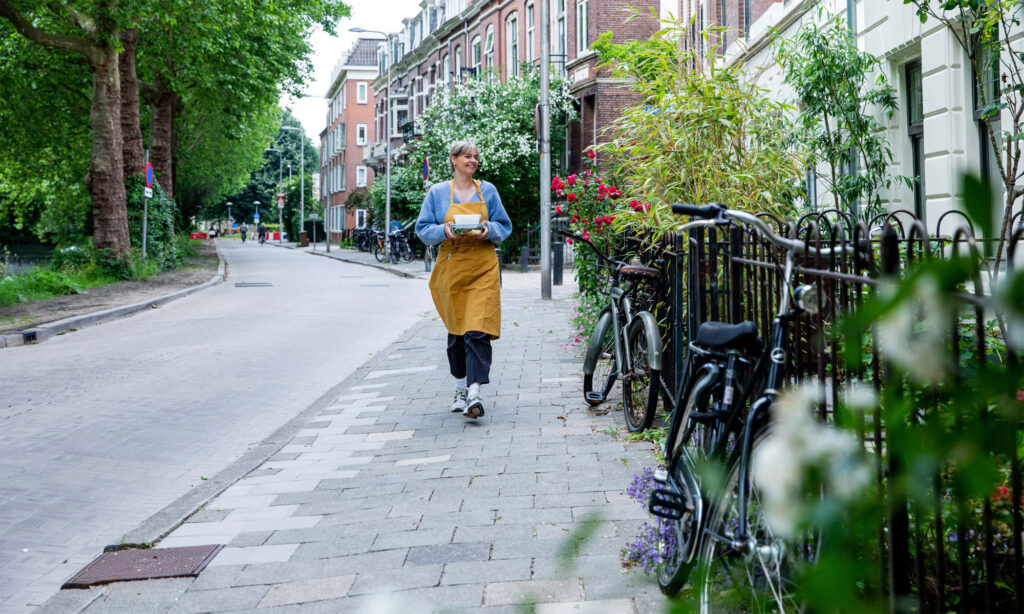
[235,282,273,287]
[62,545,223,589]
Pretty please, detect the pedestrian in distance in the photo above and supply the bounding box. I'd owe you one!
[415,141,512,419]
[208,226,218,246]
[239,223,248,243]
[257,222,267,245]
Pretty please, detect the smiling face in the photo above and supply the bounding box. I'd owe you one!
[450,149,479,177]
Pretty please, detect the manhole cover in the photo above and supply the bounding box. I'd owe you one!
[62,545,223,589]
[235,282,273,287]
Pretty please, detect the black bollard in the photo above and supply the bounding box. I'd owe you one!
[520,246,529,273]
[553,241,563,286]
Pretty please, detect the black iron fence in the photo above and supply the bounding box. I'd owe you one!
[636,208,1022,612]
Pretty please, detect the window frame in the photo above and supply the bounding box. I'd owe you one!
[905,59,925,221]
[356,82,368,104]
[471,35,482,71]
[484,25,495,68]
[506,12,519,78]
[356,165,368,188]
[526,2,535,62]
[356,209,367,229]
[575,0,588,55]
[356,124,367,146]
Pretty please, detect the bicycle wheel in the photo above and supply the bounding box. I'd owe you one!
[582,309,616,407]
[399,240,414,262]
[696,429,818,613]
[657,365,721,594]
[373,239,385,262]
[623,319,659,432]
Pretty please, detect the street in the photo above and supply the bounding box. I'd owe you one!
[0,241,434,612]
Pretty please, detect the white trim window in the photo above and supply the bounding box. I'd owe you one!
[356,166,368,187]
[455,45,462,78]
[526,2,535,62]
[471,35,482,71]
[443,54,450,83]
[575,0,589,55]
[557,0,566,56]
[356,209,367,229]
[484,25,495,69]
[506,13,519,78]
[357,82,368,104]
[336,164,346,192]
[356,124,367,146]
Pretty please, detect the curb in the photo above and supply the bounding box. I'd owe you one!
[0,255,227,350]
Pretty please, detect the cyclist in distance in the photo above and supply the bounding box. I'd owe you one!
[257,222,267,245]
[239,223,248,244]
[415,140,512,420]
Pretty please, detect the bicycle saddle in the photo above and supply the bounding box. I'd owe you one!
[619,264,660,281]
[695,321,761,353]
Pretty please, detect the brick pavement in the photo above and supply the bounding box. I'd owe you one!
[41,276,665,613]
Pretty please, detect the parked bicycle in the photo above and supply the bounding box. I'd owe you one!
[371,230,387,262]
[559,229,663,432]
[389,229,415,264]
[649,203,855,611]
[354,227,376,252]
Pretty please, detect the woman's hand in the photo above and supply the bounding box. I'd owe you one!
[477,222,490,240]
[443,223,456,240]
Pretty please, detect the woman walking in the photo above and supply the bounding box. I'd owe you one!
[415,141,512,419]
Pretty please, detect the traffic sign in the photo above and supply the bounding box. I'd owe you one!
[144,163,154,188]
[144,187,153,198]
[277,192,285,208]
[254,213,261,222]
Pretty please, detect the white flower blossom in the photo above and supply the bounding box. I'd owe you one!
[752,383,872,538]
[876,276,952,384]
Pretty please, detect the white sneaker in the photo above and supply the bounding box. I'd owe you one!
[463,390,485,419]
[451,388,468,412]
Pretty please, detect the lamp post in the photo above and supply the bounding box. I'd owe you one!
[279,125,305,245]
[253,200,260,229]
[226,201,232,224]
[351,27,393,259]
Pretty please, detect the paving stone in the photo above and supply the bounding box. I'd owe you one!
[535,599,636,614]
[208,544,299,566]
[81,578,194,614]
[190,565,245,591]
[257,574,356,608]
[347,564,444,595]
[441,559,532,585]
[483,578,582,606]
[405,541,490,565]
[167,585,268,613]
[372,527,454,550]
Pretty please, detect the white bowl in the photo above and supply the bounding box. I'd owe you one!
[453,214,481,225]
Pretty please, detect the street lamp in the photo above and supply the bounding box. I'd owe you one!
[226,201,232,223]
[351,27,393,259]
[253,200,261,232]
[279,125,305,246]
[266,147,284,243]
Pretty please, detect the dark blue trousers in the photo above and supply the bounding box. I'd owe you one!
[447,331,492,385]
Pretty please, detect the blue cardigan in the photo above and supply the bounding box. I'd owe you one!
[415,180,513,246]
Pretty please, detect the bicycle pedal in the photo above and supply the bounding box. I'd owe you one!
[584,391,604,403]
[653,468,669,485]
[649,487,690,520]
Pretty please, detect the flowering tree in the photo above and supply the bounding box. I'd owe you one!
[413,68,576,240]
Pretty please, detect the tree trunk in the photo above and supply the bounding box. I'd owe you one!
[87,45,131,255]
[148,73,177,200]
[119,28,145,178]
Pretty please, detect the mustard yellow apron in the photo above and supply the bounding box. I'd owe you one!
[429,180,502,339]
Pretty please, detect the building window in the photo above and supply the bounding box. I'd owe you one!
[454,45,462,78]
[471,35,482,71]
[356,124,367,146]
[357,166,367,187]
[506,13,519,78]
[974,48,1002,209]
[484,25,494,69]
[337,164,346,192]
[356,209,367,228]
[357,82,368,104]
[556,0,566,56]
[576,0,588,55]
[526,2,535,62]
[905,59,925,221]
[443,54,450,83]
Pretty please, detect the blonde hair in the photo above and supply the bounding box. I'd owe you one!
[448,140,480,172]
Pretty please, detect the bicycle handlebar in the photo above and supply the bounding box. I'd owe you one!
[672,203,857,258]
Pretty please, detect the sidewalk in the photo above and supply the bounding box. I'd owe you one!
[41,273,664,613]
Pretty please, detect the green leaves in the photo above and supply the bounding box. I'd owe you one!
[959,173,996,258]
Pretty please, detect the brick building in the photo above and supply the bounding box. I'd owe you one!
[361,0,660,182]
[320,38,381,240]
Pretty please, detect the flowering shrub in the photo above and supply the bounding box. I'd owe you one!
[620,467,678,572]
[552,150,633,335]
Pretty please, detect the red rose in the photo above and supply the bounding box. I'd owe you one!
[555,205,563,214]
[567,193,577,202]
[586,150,596,159]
